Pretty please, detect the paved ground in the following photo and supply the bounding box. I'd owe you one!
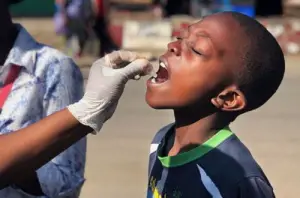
[14,18,300,198]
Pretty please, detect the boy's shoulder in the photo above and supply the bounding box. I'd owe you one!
[150,124,272,187]
[200,133,272,186]
[148,125,275,197]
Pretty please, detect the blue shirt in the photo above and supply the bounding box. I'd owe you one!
[0,25,86,198]
[148,124,275,198]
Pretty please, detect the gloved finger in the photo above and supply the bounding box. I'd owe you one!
[133,75,141,80]
[118,59,153,80]
[105,50,146,68]
[104,51,135,68]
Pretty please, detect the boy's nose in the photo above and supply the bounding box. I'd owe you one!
[167,41,181,56]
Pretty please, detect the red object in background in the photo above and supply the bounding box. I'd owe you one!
[94,0,106,18]
[0,65,21,109]
[97,0,104,16]
[108,24,123,48]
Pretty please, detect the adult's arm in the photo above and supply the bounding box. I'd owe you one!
[0,51,151,189]
[0,109,90,189]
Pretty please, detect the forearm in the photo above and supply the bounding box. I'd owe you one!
[0,109,92,188]
[0,50,150,190]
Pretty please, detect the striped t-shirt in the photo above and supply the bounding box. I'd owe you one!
[147,124,275,198]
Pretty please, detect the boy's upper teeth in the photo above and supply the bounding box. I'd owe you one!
[160,62,167,69]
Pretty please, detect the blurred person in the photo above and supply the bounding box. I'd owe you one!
[146,11,283,197]
[0,51,150,191]
[0,0,87,197]
[91,0,119,56]
[54,0,67,36]
[54,0,90,58]
[54,0,118,58]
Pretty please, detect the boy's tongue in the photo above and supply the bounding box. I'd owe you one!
[156,66,168,83]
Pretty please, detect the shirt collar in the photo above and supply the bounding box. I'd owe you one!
[4,24,37,74]
[157,126,233,168]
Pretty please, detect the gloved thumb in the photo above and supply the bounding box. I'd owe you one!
[118,59,152,80]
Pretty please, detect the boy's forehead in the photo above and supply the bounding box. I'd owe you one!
[190,13,238,30]
[187,13,247,65]
[187,13,245,46]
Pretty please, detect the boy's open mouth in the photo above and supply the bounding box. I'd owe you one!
[150,60,169,84]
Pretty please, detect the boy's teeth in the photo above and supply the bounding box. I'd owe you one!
[151,78,156,83]
[149,70,157,78]
[148,62,159,79]
[160,62,167,69]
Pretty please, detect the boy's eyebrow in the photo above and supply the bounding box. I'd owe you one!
[186,24,212,39]
[196,31,210,38]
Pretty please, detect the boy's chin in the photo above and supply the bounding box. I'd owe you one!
[145,98,173,110]
[146,102,170,110]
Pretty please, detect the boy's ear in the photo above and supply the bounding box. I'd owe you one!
[211,86,247,111]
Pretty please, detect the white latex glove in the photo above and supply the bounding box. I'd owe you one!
[67,51,152,133]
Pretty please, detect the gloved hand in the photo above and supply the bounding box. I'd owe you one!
[67,51,152,133]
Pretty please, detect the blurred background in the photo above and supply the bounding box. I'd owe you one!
[10,0,300,197]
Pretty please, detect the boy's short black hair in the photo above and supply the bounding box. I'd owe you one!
[228,12,285,111]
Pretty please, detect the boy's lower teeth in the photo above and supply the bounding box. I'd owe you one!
[151,77,167,83]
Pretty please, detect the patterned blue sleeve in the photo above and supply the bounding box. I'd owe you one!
[36,57,87,197]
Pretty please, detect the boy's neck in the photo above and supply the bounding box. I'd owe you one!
[169,109,228,156]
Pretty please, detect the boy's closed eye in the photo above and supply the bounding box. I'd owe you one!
[176,37,183,41]
[191,48,203,56]
[176,37,202,54]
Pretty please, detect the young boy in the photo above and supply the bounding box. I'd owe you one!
[146,11,284,198]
